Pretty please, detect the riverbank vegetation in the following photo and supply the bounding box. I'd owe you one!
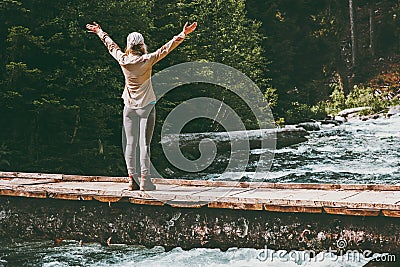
[0,0,399,175]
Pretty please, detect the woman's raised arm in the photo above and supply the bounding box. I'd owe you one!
[86,22,126,64]
[149,21,197,65]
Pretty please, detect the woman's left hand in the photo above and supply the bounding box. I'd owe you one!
[86,22,101,34]
[183,21,197,35]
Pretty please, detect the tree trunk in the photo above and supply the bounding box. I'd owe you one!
[369,6,375,56]
[336,59,351,97]
[349,0,356,68]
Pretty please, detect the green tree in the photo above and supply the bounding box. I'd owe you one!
[151,0,274,131]
[0,0,152,175]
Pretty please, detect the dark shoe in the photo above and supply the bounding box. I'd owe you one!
[140,175,156,191]
[128,173,140,190]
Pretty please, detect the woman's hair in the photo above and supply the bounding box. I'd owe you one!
[125,43,148,56]
[125,32,147,55]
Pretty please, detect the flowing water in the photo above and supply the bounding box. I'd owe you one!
[181,114,400,184]
[267,115,400,185]
[0,240,381,266]
[1,116,400,266]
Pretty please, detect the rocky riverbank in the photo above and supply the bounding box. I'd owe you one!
[291,105,400,133]
[331,105,400,124]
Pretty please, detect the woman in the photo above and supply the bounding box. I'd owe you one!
[86,21,197,190]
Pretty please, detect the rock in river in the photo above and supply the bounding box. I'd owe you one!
[387,105,400,117]
[296,122,321,131]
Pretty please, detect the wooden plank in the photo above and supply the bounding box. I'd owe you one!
[209,201,263,210]
[133,185,216,203]
[0,189,47,199]
[151,178,400,191]
[226,188,359,206]
[62,174,127,183]
[161,184,212,192]
[257,183,400,191]
[129,198,165,206]
[191,187,255,202]
[342,190,400,204]
[152,178,252,188]
[381,210,400,218]
[336,191,400,209]
[317,201,399,211]
[22,183,104,196]
[47,193,92,201]
[0,172,400,191]
[2,171,400,191]
[324,207,381,217]
[222,188,305,201]
[0,179,13,186]
[264,204,322,213]
[93,196,123,203]
[38,181,127,191]
[167,201,208,208]
[4,183,98,201]
[26,182,128,198]
[0,172,63,180]
[122,184,179,198]
[215,189,399,211]
[9,178,59,185]
[276,190,363,207]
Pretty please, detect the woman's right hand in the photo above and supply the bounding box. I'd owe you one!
[183,22,197,35]
[86,22,101,34]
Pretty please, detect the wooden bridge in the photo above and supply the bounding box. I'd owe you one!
[0,171,399,260]
[1,171,399,216]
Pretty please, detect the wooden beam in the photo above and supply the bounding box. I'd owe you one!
[47,193,92,201]
[0,171,63,180]
[151,178,400,191]
[62,175,128,183]
[264,204,322,213]
[0,189,47,199]
[167,201,208,208]
[382,210,400,218]
[93,196,124,203]
[209,201,263,210]
[129,198,165,206]
[9,178,58,185]
[323,207,381,217]
[1,172,399,191]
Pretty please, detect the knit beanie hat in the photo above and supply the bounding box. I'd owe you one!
[127,32,145,49]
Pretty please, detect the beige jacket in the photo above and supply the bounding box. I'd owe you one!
[96,29,186,108]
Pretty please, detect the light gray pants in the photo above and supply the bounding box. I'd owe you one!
[122,104,155,176]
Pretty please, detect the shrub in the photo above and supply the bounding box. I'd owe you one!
[284,101,327,124]
[345,85,388,113]
[325,80,345,116]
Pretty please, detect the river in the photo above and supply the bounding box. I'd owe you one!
[268,115,400,184]
[0,240,378,266]
[1,115,399,266]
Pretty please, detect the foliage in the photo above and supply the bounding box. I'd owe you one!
[345,85,388,113]
[0,144,11,169]
[246,0,400,118]
[325,77,346,116]
[0,0,152,175]
[326,83,394,116]
[0,0,398,175]
[284,101,327,125]
[0,0,273,175]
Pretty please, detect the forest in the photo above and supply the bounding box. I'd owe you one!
[0,0,399,176]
